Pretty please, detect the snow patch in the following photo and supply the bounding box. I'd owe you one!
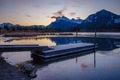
[0,24,4,28]
[114,18,120,23]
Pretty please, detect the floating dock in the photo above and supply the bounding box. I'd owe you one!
[0,44,48,52]
[31,43,97,62]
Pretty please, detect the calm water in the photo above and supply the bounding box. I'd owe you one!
[1,36,120,80]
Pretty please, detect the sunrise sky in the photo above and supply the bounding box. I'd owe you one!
[0,0,120,26]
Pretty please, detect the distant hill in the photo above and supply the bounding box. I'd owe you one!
[0,23,14,28]
[0,23,46,31]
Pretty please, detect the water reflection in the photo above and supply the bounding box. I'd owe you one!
[50,37,120,51]
[94,49,96,68]
[2,51,31,65]
[32,48,120,80]
[1,37,120,80]
[1,37,56,46]
[2,37,120,51]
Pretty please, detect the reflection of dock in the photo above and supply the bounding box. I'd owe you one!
[0,44,47,52]
[31,43,97,62]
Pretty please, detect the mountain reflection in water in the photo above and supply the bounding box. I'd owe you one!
[50,37,120,51]
[3,37,120,51]
[1,37,120,80]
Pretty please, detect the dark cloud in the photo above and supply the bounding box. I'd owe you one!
[26,15,31,17]
[53,11,64,17]
[53,7,67,17]
[50,7,67,19]
[69,12,76,16]
[51,16,57,19]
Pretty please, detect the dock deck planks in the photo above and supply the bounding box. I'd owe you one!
[31,43,97,60]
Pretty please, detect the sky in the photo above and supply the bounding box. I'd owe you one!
[0,0,120,26]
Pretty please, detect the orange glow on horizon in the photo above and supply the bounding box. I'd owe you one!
[0,18,54,26]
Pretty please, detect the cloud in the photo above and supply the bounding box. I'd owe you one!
[50,6,67,19]
[51,16,57,19]
[53,11,64,17]
[53,6,67,17]
[69,12,76,16]
[26,15,31,17]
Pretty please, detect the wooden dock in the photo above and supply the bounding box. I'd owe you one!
[31,43,97,62]
[0,44,48,52]
[0,43,97,62]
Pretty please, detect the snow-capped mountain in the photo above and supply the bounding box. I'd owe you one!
[1,9,120,31]
[85,9,120,24]
[48,10,120,31]
[56,16,69,21]
[3,23,14,28]
[0,23,14,28]
[48,16,83,31]
[0,23,46,29]
[0,24,4,28]
[81,9,120,31]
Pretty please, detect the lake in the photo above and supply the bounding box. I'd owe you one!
[1,35,120,80]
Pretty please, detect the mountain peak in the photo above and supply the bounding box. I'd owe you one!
[56,16,69,21]
[96,9,118,16]
[99,9,108,12]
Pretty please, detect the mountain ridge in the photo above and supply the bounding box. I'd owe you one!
[81,9,120,31]
[47,16,83,31]
[0,9,120,31]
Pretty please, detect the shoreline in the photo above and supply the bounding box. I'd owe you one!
[0,32,120,39]
[0,54,31,80]
[1,32,120,37]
